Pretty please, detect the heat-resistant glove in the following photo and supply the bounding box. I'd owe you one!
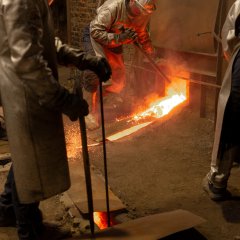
[61,93,89,121]
[81,55,112,83]
[56,40,112,83]
[117,28,138,44]
[83,70,99,93]
[141,41,154,56]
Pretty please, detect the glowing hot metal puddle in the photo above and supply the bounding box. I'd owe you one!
[107,93,187,141]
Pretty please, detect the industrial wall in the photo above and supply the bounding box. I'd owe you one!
[65,0,237,57]
[150,0,235,53]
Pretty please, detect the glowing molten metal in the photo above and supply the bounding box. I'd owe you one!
[133,78,187,121]
[133,93,186,121]
[107,77,188,141]
[94,212,114,229]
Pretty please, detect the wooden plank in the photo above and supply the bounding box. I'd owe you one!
[78,209,206,240]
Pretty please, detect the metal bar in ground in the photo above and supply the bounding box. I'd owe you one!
[99,82,111,227]
[75,75,95,236]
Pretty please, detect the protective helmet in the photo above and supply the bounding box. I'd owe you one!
[129,0,156,16]
[48,0,54,5]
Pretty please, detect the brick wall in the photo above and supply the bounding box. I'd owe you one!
[68,0,135,64]
[68,0,98,49]
[67,0,136,92]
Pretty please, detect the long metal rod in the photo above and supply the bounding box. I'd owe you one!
[78,117,95,235]
[125,63,221,89]
[75,77,95,236]
[133,42,172,84]
[99,82,111,227]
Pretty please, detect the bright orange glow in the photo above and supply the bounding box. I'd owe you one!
[106,75,188,141]
[94,212,113,230]
[132,77,187,122]
[64,68,189,144]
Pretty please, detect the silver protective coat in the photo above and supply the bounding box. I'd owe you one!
[90,0,153,54]
[0,0,70,203]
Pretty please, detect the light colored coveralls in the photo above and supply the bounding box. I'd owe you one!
[208,0,240,188]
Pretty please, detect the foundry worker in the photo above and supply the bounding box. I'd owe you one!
[87,0,156,126]
[0,0,111,239]
[202,0,240,201]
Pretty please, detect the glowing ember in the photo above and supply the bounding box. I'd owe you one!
[94,212,113,229]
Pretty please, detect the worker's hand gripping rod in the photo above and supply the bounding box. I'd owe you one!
[119,25,172,84]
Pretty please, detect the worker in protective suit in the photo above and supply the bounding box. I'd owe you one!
[89,0,156,125]
[0,0,111,239]
[202,0,240,201]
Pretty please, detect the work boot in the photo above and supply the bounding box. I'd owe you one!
[85,113,99,130]
[16,206,44,240]
[202,176,231,201]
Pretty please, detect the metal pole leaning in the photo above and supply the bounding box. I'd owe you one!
[133,42,172,84]
[74,76,95,236]
[99,81,111,227]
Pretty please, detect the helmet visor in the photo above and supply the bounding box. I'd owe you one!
[134,0,156,15]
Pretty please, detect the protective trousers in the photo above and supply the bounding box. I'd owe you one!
[0,166,42,240]
[208,87,240,189]
[91,37,126,94]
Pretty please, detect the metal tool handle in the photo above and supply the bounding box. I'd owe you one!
[133,42,172,84]
[74,76,95,236]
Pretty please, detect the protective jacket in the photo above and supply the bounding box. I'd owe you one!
[90,0,153,54]
[90,0,153,93]
[0,0,89,203]
[211,0,240,170]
